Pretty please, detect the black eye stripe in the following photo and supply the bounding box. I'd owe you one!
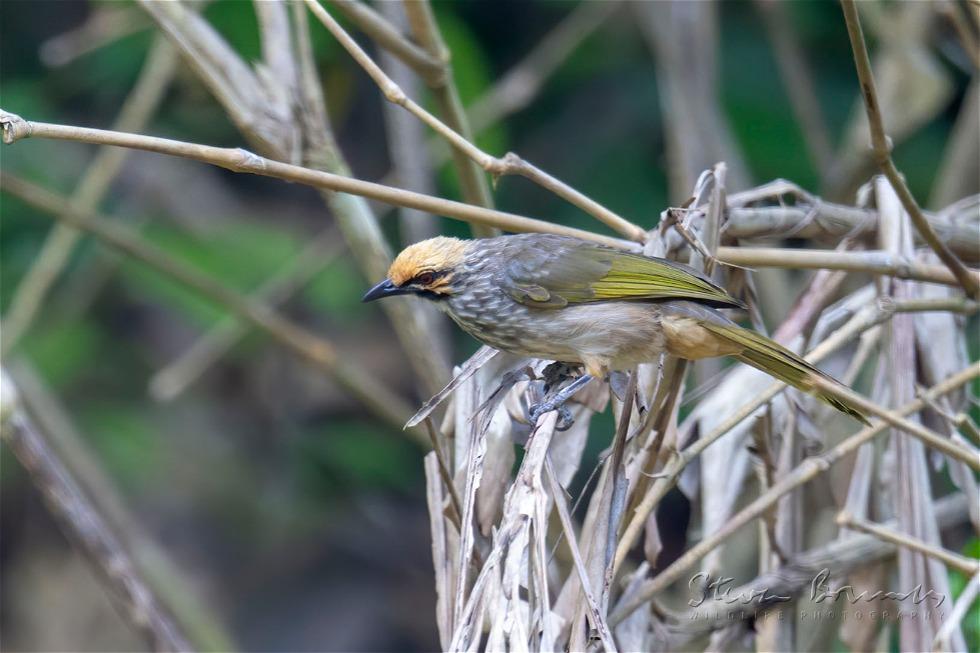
[412,269,447,285]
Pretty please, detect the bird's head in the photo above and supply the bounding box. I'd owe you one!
[362,236,469,303]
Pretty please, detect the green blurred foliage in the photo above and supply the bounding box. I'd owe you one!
[948,537,980,651]
[0,1,975,650]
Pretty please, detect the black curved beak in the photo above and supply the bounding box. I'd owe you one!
[362,278,410,302]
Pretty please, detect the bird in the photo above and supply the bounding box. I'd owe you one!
[363,233,869,425]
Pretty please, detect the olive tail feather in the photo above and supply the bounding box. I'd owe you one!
[705,323,871,425]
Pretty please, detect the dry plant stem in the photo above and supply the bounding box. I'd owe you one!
[1,38,177,357]
[424,418,463,530]
[466,0,619,133]
[544,458,618,653]
[841,0,980,297]
[610,363,980,625]
[811,376,979,471]
[0,110,631,250]
[399,0,496,238]
[0,372,193,653]
[8,360,234,651]
[724,204,979,263]
[0,174,416,435]
[604,371,637,604]
[933,573,980,653]
[716,246,980,287]
[837,513,979,576]
[302,0,646,243]
[149,230,344,402]
[40,5,151,67]
[666,494,969,643]
[940,1,980,69]
[326,0,444,84]
[613,295,970,573]
[754,0,833,176]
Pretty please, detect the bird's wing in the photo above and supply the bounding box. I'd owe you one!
[503,240,742,309]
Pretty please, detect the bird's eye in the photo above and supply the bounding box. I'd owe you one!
[416,272,435,286]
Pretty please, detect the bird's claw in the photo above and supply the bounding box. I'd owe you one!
[528,400,575,431]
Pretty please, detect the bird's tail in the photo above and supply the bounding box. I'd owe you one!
[702,322,871,425]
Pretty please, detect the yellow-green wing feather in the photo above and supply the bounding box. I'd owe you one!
[504,239,742,309]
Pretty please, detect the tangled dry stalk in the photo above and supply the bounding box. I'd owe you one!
[1,1,978,652]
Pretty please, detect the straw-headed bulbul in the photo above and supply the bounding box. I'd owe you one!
[363,234,868,425]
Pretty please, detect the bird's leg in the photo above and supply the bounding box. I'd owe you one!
[529,373,594,429]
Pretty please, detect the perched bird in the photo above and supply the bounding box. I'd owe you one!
[363,233,868,424]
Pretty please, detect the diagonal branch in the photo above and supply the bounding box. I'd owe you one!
[836,511,979,576]
[0,174,417,436]
[148,228,344,402]
[840,0,979,297]
[2,37,178,357]
[0,110,633,250]
[302,0,648,242]
[327,0,445,85]
[610,363,980,625]
[399,0,497,238]
[0,371,193,653]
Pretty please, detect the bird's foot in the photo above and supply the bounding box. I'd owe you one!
[527,373,594,430]
[528,401,575,431]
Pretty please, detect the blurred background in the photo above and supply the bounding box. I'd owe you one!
[1,1,977,651]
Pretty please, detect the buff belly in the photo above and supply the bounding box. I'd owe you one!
[444,300,676,376]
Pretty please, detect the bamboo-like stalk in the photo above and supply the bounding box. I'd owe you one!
[836,512,980,576]
[302,0,648,243]
[0,110,631,250]
[613,296,976,573]
[1,38,177,357]
[0,371,193,652]
[326,0,444,84]
[0,174,416,435]
[841,0,979,297]
[610,363,980,625]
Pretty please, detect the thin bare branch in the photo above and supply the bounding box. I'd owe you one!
[302,0,647,242]
[327,0,445,84]
[0,371,193,652]
[2,38,178,357]
[148,229,344,402]
[841,0,979,296]
[836,512,979,576]
[610,363,980,625]
[0,174,416,435]
[0,109,633,250]
[716,246,980,287]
